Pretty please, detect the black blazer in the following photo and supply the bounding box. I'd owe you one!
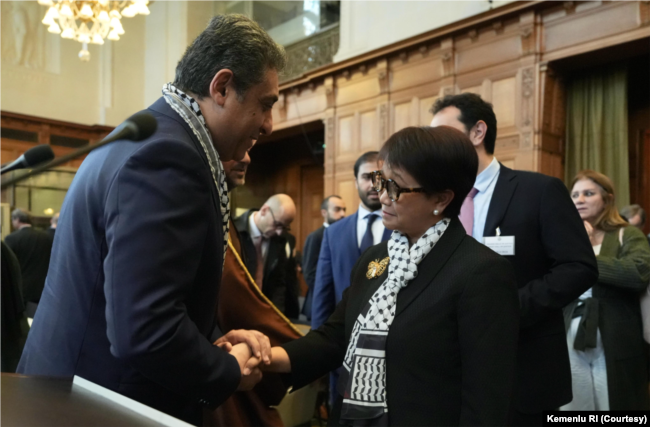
[234,210,299,318]
[301,225,326,319]
[482,165,598,412]
[17,98,240,425]
[4,227,53,304]
[283,218,520,426]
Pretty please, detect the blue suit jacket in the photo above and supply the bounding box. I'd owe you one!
[311,212,391,328]
[17,98,240,424]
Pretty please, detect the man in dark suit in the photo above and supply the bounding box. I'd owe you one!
[301,195,347,320]
[311,152,392,329]
[4,209,53,318]
[208,153,303,427]
[17,15,283,425]
[431,93,598,426]
[234,194,300,318]
[311,152,392,404]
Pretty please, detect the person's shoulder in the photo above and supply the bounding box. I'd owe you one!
[233,210,252,233]
[306,226,324,240]
[621,224,650,241]
[327,213,356,233]
[505,167,558,188]
[358,241,389,263]
[457,235,512,270]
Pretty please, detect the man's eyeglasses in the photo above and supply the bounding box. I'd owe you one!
[268,207,291,232]
[369,170,426,202]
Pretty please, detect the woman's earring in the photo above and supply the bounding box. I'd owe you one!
[433,209,440,216]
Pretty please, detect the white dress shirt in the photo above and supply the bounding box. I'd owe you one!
[356,204,385,248]
[472,157,501,241]
[248,212,269,259]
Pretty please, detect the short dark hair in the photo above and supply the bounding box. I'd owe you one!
[620,204,646,226]
[378,126,478,217]
[174,14,286,98]
[321,195,342,211]
[11,208,32,225]
[430,93,498,155]
[354,151,379,178]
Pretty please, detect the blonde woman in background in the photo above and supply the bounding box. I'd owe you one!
[562,170,650,411]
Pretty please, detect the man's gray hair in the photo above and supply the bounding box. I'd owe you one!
[620,204,646,226]
[11,208,32,225]
[173,14,286,99]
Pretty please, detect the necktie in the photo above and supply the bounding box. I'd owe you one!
[254,236,265,289]
[459,187,479,235]
[359,213,379,253]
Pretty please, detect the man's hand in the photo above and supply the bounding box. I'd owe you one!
[229,343,263,391]
[214,329,271,365]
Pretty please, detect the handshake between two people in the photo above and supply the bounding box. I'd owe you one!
[213,329,274,391]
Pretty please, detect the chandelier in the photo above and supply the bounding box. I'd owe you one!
[38,0,151,62]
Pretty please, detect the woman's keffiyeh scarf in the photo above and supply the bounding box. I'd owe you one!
[339,218,450,425]
[162,83,230,266]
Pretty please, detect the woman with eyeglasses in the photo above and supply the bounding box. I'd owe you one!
[264,126,519,426]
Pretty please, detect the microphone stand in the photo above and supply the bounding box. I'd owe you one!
[2,129,128,190]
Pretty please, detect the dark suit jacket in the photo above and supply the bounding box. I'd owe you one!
[301,225,325,319]
[17,97,240,425]
[4,227,53,305]
[1,241,28,373]
[481,165,598,413]
[234,210,299,318]
[311,212,392,329]
[283,218,520,426]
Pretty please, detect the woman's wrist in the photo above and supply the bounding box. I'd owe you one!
[263,347,291,373]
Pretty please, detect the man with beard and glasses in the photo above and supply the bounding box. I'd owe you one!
[301,195,347,321]
[311,151,392,404]
[205,152,303,427]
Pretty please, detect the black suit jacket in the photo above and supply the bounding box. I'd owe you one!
[4,227,53,304]
[301,225,326,319]
[482,165,598,413]
[283,218,520,426]
[234,210,299,318]
[17,97,240,425]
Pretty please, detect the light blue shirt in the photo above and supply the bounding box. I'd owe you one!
[472,157,501,241]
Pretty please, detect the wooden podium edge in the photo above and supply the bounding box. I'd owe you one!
[72,376,193,427]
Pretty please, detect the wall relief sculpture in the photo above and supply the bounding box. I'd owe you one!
[1,1,47,70]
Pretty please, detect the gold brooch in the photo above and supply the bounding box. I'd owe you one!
[366,257,389,279]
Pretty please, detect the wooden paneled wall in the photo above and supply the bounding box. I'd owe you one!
[1,112,113,169]
[271,1,650,213]
[1,112,113,206]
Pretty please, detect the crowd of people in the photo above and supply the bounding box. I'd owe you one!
[2,12,649,427]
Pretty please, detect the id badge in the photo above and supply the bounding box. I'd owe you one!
[484,235,515,256]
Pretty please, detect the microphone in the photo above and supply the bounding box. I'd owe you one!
[1,112,157,189]
[102,111,158,143]
[1,145,55,175]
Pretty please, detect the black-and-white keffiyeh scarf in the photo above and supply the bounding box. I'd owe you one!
[162,83,230,266]
[339,218,450,425]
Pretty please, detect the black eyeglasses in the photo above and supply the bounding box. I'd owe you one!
[268,207,291,232]
[369,170,426,202]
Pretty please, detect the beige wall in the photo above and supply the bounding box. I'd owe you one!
[335,0,515,62]
[1,1,223,127]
